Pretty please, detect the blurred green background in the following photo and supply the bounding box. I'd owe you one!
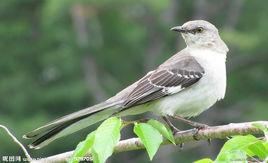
[0,0,268,162]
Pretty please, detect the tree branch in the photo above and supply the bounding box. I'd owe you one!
[0,125,32,161]
[32,121,268,163]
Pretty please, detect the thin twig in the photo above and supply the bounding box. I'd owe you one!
[0,125,32,161]
[32,121,268,163]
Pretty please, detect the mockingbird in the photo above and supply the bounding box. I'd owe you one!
[24,20,229,149]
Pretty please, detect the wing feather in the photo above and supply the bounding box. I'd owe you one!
[122,54,204,108]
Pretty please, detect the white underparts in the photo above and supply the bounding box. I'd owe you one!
[154,47,227,117]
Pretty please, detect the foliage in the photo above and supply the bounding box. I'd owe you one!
[195,123,268,163]
[69,131,95,163]
[91,117,122,163]
[133,120,175,160]
[69,117,122,163]
[134,123,163,160]
[147,119,175,144]
[69,118,175,162]
[194,158,213,163]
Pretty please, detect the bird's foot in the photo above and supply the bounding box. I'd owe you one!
[170,127,185,149]
[169,115,211,144]
[170,125,181,135]
[192,124,209,141]
[162,116,181,134]
[193,122,209,130]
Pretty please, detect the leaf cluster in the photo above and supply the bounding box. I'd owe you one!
[69,118,175,163]
[195,123,268,163]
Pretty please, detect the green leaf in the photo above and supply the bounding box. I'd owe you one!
[247,140,268,159]
[224,150,247,163]
[91,117,122,163]
[134,123,163,160]
[216,135,266,161]
[69,131,95,163]
[264,142,268,149]
[194,158,214,163]
[252,123,268,142]
[147,119,175,144]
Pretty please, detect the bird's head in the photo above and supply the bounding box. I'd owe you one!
[171,20,229,52]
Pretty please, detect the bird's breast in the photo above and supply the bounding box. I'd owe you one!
[192,48,227,100]
[154,49,227,117]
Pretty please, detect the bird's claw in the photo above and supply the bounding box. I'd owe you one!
[193,123,209,130]
[171,127,181,135]
[192,124,209,140]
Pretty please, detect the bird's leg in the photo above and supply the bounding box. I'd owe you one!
[171,115,209,141]
[162,116,184,149]
[162,116,180,134]
[171,115,208,129]
[192,128,212,144]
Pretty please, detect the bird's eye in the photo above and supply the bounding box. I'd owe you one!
[196,27,204,33]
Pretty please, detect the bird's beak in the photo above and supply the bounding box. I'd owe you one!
[170,26,187,33]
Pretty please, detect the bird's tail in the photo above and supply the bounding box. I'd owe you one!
[23,101,122,149]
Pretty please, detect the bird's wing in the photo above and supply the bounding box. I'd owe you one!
[122,54,204,108]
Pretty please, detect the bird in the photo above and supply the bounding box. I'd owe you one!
[23,20,229,149]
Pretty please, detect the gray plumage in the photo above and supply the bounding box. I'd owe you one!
[123,54,204,108]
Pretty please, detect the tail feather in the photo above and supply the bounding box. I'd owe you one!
[29,121,72,149]
[24,101,122,149]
